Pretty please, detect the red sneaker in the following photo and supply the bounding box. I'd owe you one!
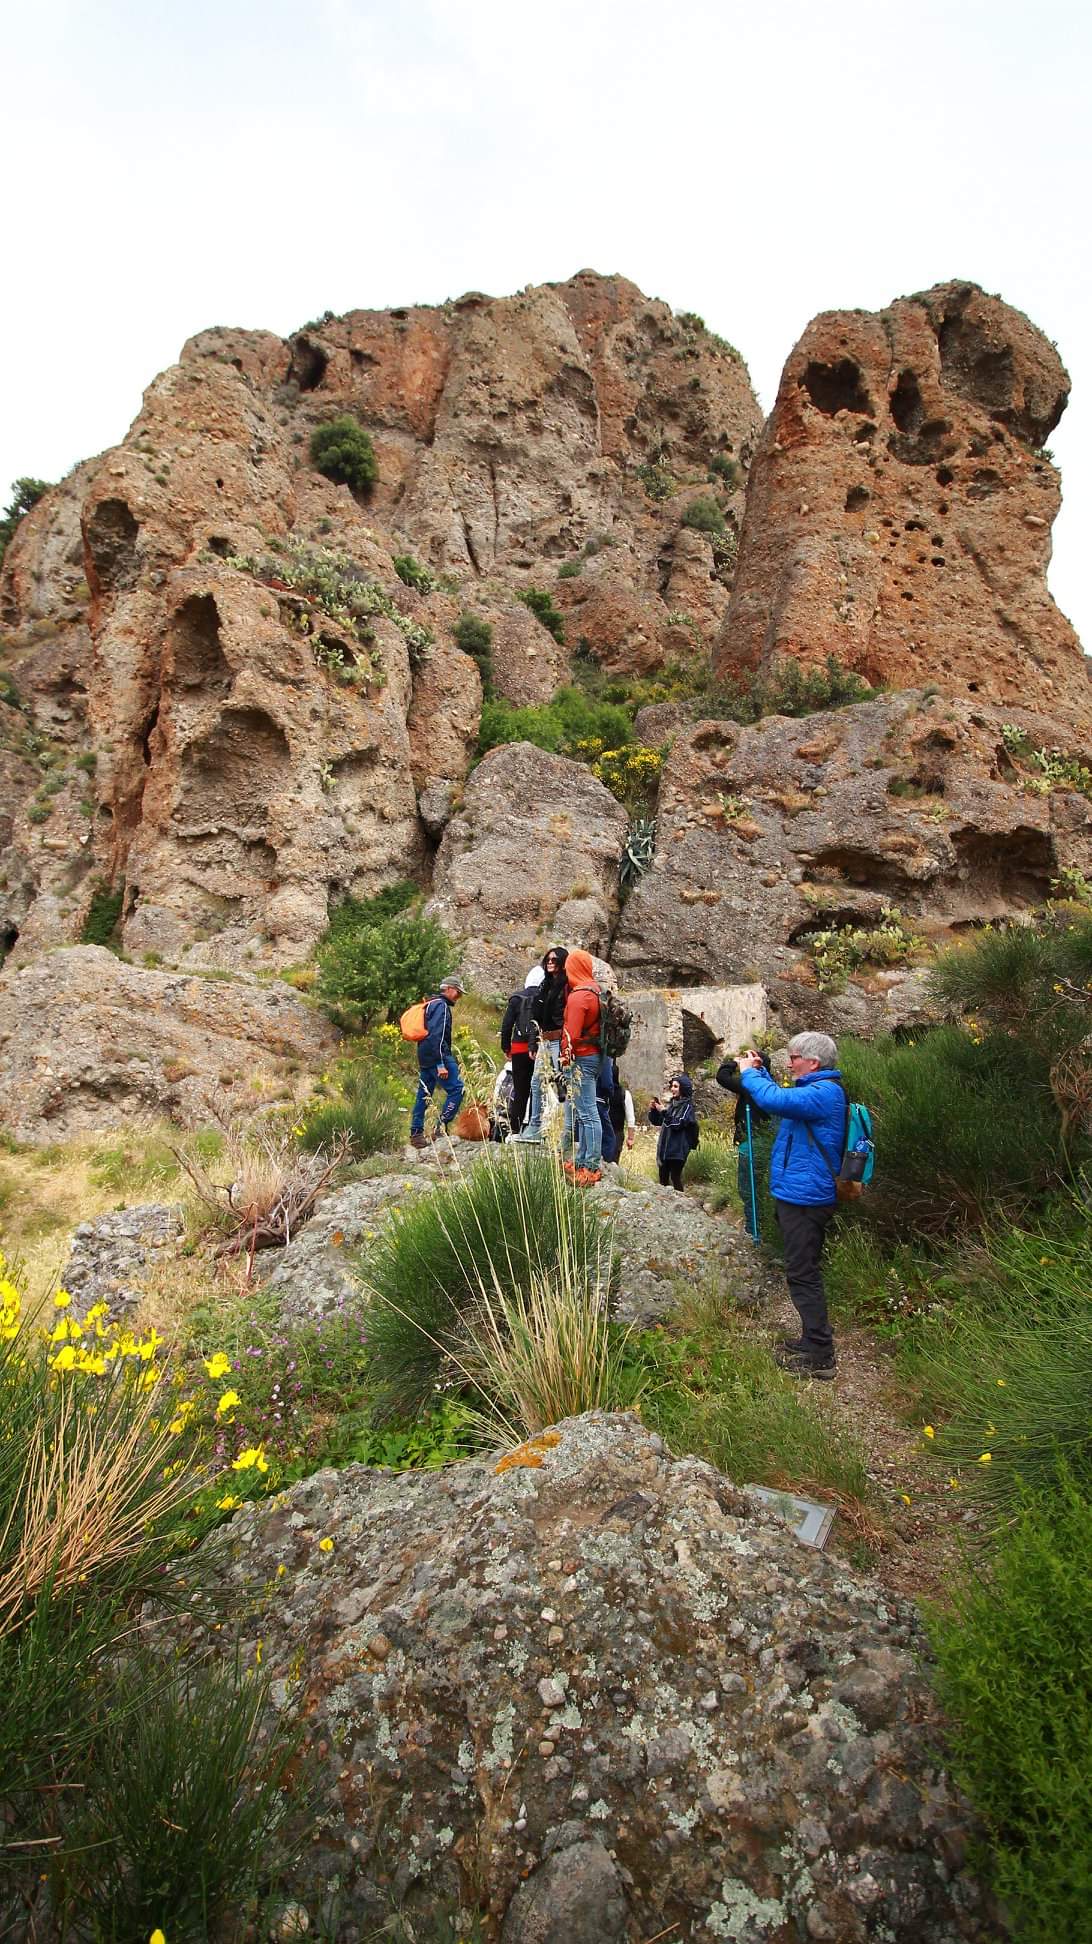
[575,1167,603,1187]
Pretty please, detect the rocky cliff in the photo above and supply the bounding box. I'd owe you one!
[0,271,1088,1059]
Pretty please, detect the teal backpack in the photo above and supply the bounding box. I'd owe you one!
[805,1088,875,1201]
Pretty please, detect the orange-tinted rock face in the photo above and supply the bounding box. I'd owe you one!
[719,281,1091,732]
[0,273,762,974]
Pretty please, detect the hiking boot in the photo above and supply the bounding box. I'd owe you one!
[775,1345,836,1380]
[575,1167,603,1187]
[562,1160,578,1179]
[409,1131,429,1150]
[776,1335,806,1353]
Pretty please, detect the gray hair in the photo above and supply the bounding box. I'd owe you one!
[787,1030,837,1067]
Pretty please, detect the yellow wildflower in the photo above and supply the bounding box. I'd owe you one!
[151,1931,167,1944]
[276,1562,286,1576]
[50,1345,78,1372]
[978,1452,992,1464]
[53,1291,72,1310]
[922,1425,935,1439]
[949,1476,961,1489]
[232,1445,269,1474]
[996,1377,1006,1387]
[204,1352,232,1380]
[216,1493,241,1512]
[899,1493,912,1506]
[318,1536,334,1552]
[216,1389,241,1418]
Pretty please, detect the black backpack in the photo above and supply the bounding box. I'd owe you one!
[515,989,540,1046]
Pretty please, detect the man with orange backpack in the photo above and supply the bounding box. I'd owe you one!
[408,976,465,1149]
[559,948,604,1185]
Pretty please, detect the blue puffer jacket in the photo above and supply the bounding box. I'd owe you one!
[738,1066,846,1206]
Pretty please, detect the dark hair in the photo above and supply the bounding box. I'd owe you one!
[542,945,568,972]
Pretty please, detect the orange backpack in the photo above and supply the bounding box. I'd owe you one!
[399,999,430,1042]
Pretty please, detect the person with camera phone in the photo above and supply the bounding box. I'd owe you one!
[648,1073,700,1191]
[736,1032,846,1379]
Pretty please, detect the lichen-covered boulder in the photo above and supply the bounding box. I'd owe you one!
[192,1413,998,1940]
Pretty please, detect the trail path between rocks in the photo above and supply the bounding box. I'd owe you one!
[710,1201,975,1602]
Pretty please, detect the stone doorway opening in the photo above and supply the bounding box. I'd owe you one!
[681,1009,719,1073]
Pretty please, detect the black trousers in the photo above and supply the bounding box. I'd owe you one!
[658,1160,685,1191]
[774,1199,836,1354]
[510,1051,534,1133]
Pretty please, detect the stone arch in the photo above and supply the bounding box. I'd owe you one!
[85,498,140,594]
[175,706,291,835]
[169,593,232,693]
[681,1008,719,1070]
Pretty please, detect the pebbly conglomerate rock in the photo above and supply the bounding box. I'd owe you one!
[194,1413,999,1940]
[719,280,1090,731]
[0,945,336,1143]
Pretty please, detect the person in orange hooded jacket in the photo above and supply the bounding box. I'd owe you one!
[559,948,603,1183]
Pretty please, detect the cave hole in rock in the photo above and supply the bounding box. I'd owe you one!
[85,499,140,594]
[0,925,18,963]
[288,336,329,392]
[852,422,876,444]
[681,1010,720,1070]
[206,535,233,558]
[890,370,923,435]
[787,906,879,945]
[176,706,291,835]
[170,593,232,693]
[801,359,871,417]
[810,844,916,892]
[938,314,1017,414]
[845,485,870,512]
[936,466,954,487]
[140,705,159,767]
[967,468,1002,501]
[950,825,1057,907]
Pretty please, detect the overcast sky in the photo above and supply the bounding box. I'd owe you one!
[5,0,1089,649]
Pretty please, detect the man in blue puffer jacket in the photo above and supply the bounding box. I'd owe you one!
[738,1031,846,1378]
[409,976,466,1148]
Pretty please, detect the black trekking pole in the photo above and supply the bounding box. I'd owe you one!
[741,1100,760,1244]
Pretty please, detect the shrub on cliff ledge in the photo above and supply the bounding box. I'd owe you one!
[681,496,726,537]
[309,417,378,496]
[0,477,49,566]
[316,888,452,1030]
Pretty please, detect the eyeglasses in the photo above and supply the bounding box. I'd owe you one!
[545,956,558,965]
[787,1052,806,1062]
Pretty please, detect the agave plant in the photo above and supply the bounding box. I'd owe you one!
[620,816,657,890]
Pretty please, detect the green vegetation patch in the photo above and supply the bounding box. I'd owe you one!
[309,415,378,495]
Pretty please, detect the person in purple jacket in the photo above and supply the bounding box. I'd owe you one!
[737,1031,846,1378]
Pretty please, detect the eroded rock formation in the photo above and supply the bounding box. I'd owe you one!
[0,274,760,973]
[719,281,1090,727]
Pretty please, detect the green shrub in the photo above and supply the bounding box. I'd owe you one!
[47,1653,305,1939]
[681,496,726,537]
[1000,721,1092,801]
[709,653,878,723]
[393,553,434,593]
[316,898,452,1031]
[636,462,674,501]
[0,672,24,713]
[81,884,124,947]
[708,454,740,488]
[326,1394,483,1470]
[296,1065,404,1156]
[453,612,493,686]
[360,1151,613,1423]
[900,1212,1092,1511]
[806,905,922,990]
[837,1027,1081,1242]
[927,1469,1092,1943]
[557,557,583,579]
[228,540,432,672]
[477,685,632,761]
[309,416,378,495]
[931,908,1092,1061]
[517,587,566,643]
[0,477,49,566]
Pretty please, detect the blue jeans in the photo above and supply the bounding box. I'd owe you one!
[562,1053,603,1169]
[411,1053,464,1135]
[521,1039,561,1139]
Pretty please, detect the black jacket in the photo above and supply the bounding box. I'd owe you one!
[649,1075,700,1165]
[501,988,537,1055]
[716,1055,771,1143]
[532,946,569,1036]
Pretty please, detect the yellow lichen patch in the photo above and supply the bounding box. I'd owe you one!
[494,1431,562,1475]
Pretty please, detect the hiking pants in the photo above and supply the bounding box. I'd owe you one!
[510,1050,534,1134]
[562,1053,603,1169]
[774,1199,836,1354]
[658,1160,685,1192]
[411,1053,464,1136]
[522,1038,561,1139]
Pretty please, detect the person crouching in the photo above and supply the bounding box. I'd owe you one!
[649,1074,699,1189]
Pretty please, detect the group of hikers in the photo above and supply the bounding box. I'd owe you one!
[406,957,854,1380]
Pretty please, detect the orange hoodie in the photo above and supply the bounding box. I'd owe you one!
[561,949,601,1058]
